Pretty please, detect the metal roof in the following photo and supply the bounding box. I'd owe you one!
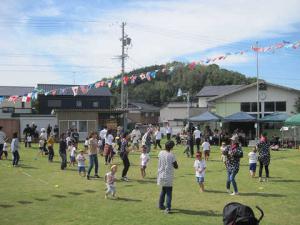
[223,112,256,122]
[196,85,244,97]
[0,86,34,97]
[189,111,222,122]
[259,112,289,122]
[37,84,112,96]
[128,102,160,112]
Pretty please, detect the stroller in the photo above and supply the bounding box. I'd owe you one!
[223,202,264,225]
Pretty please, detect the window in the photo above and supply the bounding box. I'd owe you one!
[69,121,78,130]
[241,102,250,112]
[276,101,286,111]
[92,101,99,108]
[48,100,62,107]
[2,107,14,113]
[265,102,275,112]
[76,100,82,108]
[79,121,87,132]
[251,102,261,112]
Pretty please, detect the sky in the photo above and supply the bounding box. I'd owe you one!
[0,0,299,88]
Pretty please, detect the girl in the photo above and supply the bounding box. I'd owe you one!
[11,132,20,167]
[105,165,118,199]
[104,130,114,165]
[154,127,162,150]
[69,142,76,167]
[2,139,8,160]
[140,145,150,178]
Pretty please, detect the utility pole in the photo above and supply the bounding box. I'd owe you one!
[256,41,260,140]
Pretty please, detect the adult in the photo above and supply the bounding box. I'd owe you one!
[0,126,7,160]
[87,132,100,180]
[256,133,271,182]
[165,123,172,140]
[99,126,107,151]
[154,127,162,150]
[188,131,194,158]
[120,132,130,181]
[130,125,141,151]
[47,124,52,138]
[223,135,243,195]
[142,128,153,153]
[193,127,201,152]
[23,124,32,148]
[157,140,178,214]
[104,129,114,165]
[59,134,67,170]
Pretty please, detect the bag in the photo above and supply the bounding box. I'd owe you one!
[223,202,264,225]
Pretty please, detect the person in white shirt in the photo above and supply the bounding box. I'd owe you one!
[84,138,89,151]
[165,123,172,140]
[0,126,7,160]
[99,126,108,151]
[69,143,77,167]
[104,130,114,164]
[105,165,118,199]
[130,125,141,151]
[154,127,162,150]
[140,146,150,178]
[248,148,258,178]
[194,152,206,192]
[76,150,86,177]
[201,139,211,161]
[2,141,8,159]
[11,132,20,167]
[39,128,47,153]
[193,127,202,152]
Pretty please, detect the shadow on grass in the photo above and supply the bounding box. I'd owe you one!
[136,179,156,184]
[68,192,83,196]
[34,198,48,202]
[84,189,97,193]
[19,164,38,169]
[0,204,14,208]
[52,194,67,198]
[205,190,228,194]
[113,197,142,202]
[172,209,221,217]
[272,179,300,183]
[122,184,134,187]
[240,192,285,197]
[17,200,33,205]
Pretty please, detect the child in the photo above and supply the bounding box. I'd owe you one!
[38,139,45,156]
[26,135,32,148]
[47,134,55,162]
[140,145,150,178]
[175,133,181,145]
[220,142,227,166]
[194,152,206,192]
[2,140,8,159]
[11,132,20,167]
[84,137,89,151]
[248,148,258,178]
[105,165,118,199]
[69,142,76,167]
[201,139,211,161]
[76,150,86,177]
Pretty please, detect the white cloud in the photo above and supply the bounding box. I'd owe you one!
[0,0,299,86]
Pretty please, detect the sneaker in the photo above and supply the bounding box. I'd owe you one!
[121,177,129,182]
[94,175,100,178]
[87,175,90,180]
[226,189,231,194]
[165,208,170,214]
[230,192,239,196]
[104,194,108,199]
[159,206,166,210]
[259,177,263,182]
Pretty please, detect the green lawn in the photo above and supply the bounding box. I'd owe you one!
[0,142,300,225]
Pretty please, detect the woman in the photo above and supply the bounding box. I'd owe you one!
[256,133,271,182]
[120,132,130,181]
[87,132,100,180]
[157,140,178,214]
[59,133,67,170]
[223,135,243,195]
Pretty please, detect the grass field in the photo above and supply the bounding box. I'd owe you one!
[0,142,300,225]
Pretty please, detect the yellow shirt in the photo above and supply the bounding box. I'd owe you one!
[47,137,55,147]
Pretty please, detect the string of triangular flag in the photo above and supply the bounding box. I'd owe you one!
[3,39,300,104]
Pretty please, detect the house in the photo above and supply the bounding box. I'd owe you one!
[127,102,160,126]
[37,84,124,140]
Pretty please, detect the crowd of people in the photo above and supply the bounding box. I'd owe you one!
[0,122,272,214]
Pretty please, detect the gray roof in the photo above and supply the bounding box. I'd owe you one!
[259,112,289,122]
[196,85,244,97]
[189,111,222,122]
[37,84,112,96]
[128,102,160,113]
[0,86,34,97]
[223,112,256,122]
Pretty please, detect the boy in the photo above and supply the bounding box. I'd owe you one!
[69,142,76,167]
[2,139,8,159]
[105,165,118,199]
[201,139,210,161]
[76,150,86,177]
[248,148,258,178]
[11,132,20,167]
[26,135,32,148]
[194,152,206,192]
[47,134,55,162]
[140,145,150,178]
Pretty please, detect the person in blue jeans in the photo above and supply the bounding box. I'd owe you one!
[223,135,243,195]
[87,132,99,180]
[157,140,178,214]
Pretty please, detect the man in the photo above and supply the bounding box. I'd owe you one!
[0,126,6,159]
[99,126,108,151]
[193,127,201,152]
[157,140,178,214]
[130,125,141,151]
[165,123,172,140]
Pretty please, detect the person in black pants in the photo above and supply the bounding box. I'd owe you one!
[120,133,130,181]
[188,131,194,157]
[256,133,271,182]
[59,134,67,170]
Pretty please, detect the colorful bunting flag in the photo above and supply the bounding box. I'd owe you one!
[72,86,79,96]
